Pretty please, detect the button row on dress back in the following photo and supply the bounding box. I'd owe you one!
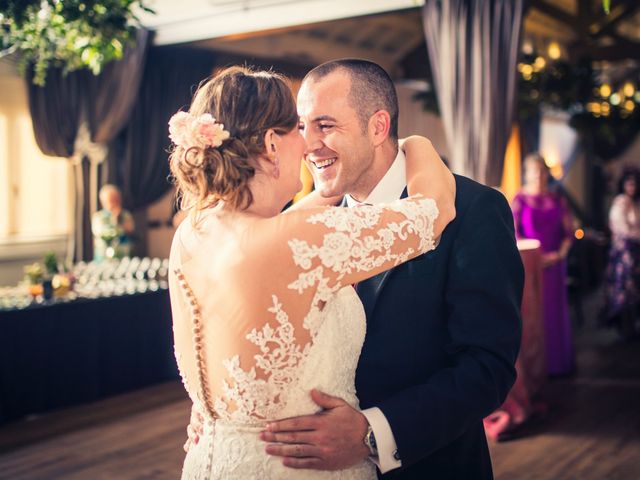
[174,268,217,420]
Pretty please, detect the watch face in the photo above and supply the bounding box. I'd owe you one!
[369,430,377,449]
[365,428,377,456]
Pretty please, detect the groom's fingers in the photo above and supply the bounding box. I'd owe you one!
[266,414,320,433]
[282,457,323,469]
[265,442,322,459]
[310,389,345,409]
[260,430,316,444]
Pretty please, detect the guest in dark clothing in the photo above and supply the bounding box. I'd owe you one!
[604,168,640,340]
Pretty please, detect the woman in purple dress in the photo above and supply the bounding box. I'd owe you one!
[604,169,640,340]
[512,153,574,375]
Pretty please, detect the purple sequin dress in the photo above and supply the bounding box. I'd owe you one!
[512,191,574,375]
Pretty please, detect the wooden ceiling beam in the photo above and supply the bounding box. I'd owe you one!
[575,0,593,37]
[529,0,577,31]
[590,1,639,38]
[570,39,640,62]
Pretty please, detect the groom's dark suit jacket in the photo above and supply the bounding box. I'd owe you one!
[354,175,524,479]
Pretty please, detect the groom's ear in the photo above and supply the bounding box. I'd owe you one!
[368,109,391,147]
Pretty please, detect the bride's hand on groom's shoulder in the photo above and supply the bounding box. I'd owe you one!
[260,389,371,470]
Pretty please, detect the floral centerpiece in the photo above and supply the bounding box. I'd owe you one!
[24,262,43,298]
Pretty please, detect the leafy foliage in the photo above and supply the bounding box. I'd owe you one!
[516,55,594,119]
[0,0,154,85]
[416,52,639,161]
[516,53,639,161]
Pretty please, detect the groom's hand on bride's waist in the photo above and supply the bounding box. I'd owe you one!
[260,389,370,470]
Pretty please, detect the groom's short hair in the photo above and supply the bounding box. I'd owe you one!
[303,59,399,142]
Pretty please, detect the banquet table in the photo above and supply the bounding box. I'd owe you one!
[484,239,547,440]
[0,289,178,424]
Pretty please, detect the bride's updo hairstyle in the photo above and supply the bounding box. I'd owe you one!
[169,66,299,212]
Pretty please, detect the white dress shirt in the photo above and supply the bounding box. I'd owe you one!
[346,149,406,473]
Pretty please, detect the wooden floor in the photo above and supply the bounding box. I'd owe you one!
[0,325,638,479]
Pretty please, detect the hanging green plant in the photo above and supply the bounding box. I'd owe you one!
[0,0,154,86]
[515,52,640,161]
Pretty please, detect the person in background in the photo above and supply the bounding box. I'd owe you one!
[512,153,575,376]
[92,184,135,261]
[603,168,640,340]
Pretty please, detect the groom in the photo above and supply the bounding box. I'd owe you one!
[261,59,524,479]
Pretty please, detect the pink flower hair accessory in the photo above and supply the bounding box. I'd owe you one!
[168,111,231,150]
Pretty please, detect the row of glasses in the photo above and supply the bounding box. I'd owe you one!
[0,284,33,310]
[0,257,170,311]
[72,257,169,299]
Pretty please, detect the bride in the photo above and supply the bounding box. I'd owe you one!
[168,66,455,479]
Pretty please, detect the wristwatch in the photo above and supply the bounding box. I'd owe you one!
[364,424,378,457]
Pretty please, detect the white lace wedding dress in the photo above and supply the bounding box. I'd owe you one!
[169,197,438,479]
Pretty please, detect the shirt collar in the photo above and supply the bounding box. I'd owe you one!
[345,149,407,207]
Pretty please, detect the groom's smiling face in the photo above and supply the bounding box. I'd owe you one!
[297,70,376,200]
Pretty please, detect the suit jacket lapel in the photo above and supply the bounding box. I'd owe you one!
[356,270,392,320]
[356,187,408,318]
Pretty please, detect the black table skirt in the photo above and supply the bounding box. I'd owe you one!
[0,290,179,424]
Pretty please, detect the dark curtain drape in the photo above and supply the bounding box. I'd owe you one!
[85,28,150,234]
[107,46,216,254]
[27,67,86,157]
[26,29,150,261]
[88,29,150,145]
[423,0,524,186]
[520,112,541,158]
[109,46,216,209]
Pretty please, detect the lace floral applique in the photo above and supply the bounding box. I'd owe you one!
[288,197,437,295]
[216,295,311,422]
[286,197,437,338]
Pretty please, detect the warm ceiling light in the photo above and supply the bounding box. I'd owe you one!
[533,56,546,71]
[548,42,561,60]
[574,229,585,240]
[599,83,612,98]
[623,82,635,97]
[521,64,533,81]
[624,100,635,112]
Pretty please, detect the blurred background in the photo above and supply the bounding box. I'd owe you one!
[0,1,638,479]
